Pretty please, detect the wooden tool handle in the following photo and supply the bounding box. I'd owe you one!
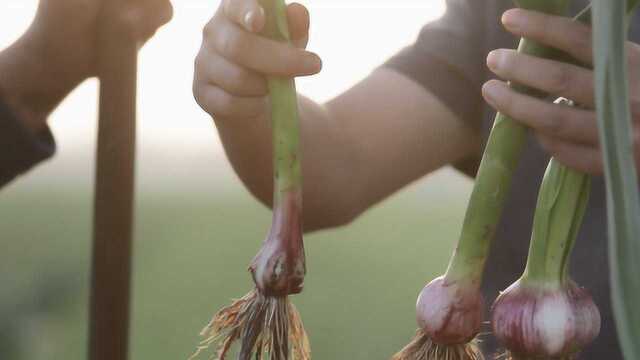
[89,3,139,360]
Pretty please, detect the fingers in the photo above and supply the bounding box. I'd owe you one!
[223,0,265,32]
[497,9,640,110]
[193,43,269,119]
[194,0,318,121]
[222,0,311,47]
[145,0,173,25]
[482,80,600,146]
[193,83,268,120]
[287,3,311,48]
[195,50,268,97]
[502,9,594,66]
[134,0,174,41]
[536,134,603,175]
[204,13,321,77]
[487,49,595,107]
[483,79,640,176]
[118,0,173,43]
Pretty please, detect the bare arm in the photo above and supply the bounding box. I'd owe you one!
[208,71,480,231]
[0,0,173,132]
[195,0,480,231]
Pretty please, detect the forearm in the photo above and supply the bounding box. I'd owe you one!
[216,94,358,230]
[217,69,481,232]
[0,29,84,132]
[0,31,65,187]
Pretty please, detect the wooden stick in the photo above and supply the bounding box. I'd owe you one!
[89,2,139,360]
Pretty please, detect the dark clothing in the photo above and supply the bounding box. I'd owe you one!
[385,1,640,359]
[0,98,55,188]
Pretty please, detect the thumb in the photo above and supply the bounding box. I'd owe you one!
[135,0,174,43]
[286,3,310,49]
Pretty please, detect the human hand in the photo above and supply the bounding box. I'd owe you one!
[482,9,640,175]
[0,0,173,130]
[193,0,321,122]
[30,0,173,81]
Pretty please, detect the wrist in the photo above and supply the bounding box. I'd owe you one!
[0,87,46,133]
[0,29,87,130]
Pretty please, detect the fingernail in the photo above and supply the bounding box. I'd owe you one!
[244,11,256,31]
[303,54,322,72]
[244,7,264,32]
[502,9,522,31]
[486,50,502,71]
[482,81,500,105]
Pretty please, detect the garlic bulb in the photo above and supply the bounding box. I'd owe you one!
[492,280,601,358]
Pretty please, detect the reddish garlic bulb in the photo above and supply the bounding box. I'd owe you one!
[492,280,601,358]
[490,157,599,358]
[249,190,306,297]
[415,276,484,345]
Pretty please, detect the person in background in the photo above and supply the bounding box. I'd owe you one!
[0,0,173,187]
[193,0,640,358]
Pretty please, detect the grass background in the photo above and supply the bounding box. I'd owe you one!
[0,163,471,359]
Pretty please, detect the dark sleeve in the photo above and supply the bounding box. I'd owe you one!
[0,97,55,188]
[383,0,489,175]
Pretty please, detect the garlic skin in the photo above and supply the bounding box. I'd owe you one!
[415,276,484,345]
[492,279,601,358]
[250,190,306,297]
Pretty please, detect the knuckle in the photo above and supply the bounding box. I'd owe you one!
[142,1,174,27]
[161,2,174,24]
[203,19,216,39]
[536,15,554,41]
[505,94,530,121]
[192,85,207,112]
[494,85,513,111]
[194,52,205,71]
[216,91,237,112]
[541,108,564,135]
[194,52,216,83]
[571,25,592,55]
[218,28,243,59]
[226,66,248,86]
[500,50,517,73]
[222,0,233,15]
[193,86,231,117]
[116,8,141,36]
[278,48,305,73]
[584,112,599,136]
[548,67,573,94]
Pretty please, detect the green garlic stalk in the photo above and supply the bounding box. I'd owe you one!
[492,153,600,360]
[446,0,640,288]
[191,1,310,359]
[444,0,573,285]
[394,3,600,360]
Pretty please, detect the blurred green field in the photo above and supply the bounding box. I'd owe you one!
[0,169,471,359]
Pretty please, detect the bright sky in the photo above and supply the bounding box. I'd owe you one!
[0,1,451,190]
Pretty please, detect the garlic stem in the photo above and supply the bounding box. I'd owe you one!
[522,159,591,286]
